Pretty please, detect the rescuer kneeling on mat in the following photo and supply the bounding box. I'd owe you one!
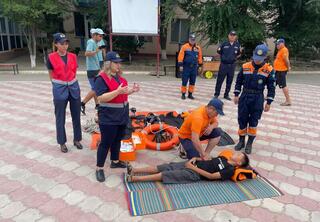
[233,44,276,154]
[126,151,249,183]
[178,98,224,160]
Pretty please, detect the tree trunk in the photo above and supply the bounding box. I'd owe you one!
[31,26,37,68]
[160,2,168,60]
[23,26,37,68]
[160,25,168,60]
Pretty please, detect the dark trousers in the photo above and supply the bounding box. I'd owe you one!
[182,65,197,87]
[214,63,236,97]
[180,127,222,159]
[54,96,82,145]
[238,93,264,133]
[96,124,126,167]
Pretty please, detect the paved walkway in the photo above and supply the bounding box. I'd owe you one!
[0,79,320,221]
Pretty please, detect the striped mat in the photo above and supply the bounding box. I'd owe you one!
[124,174,282,216]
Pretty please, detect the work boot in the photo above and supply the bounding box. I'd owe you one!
[235,136,245,151]
[181,93,186,100]
[60,144,68,153]
[188,93,195,100]
[245,136,255,154]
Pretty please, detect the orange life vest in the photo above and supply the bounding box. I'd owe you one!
[218,149,257,182]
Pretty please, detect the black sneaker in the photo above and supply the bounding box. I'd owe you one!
[224,95,232,101]
[74,141,83,149]
[96,169,105,182]
[81,102,86,115]
[110,160,127,168]
[181,93,186,100]
[60,144,68,153]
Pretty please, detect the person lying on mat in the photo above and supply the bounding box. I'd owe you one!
[126,151,249,183]
[178,98,225,160]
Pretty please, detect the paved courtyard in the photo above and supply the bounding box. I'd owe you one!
[0,77,320,222]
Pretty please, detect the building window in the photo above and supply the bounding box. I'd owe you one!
[171,19,190,43]
[2,35,9,50]
[0,16,24,51]
[0,17,6,33]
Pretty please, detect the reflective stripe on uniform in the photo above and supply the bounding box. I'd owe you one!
[52,78,77,85]
[99,102,128,108]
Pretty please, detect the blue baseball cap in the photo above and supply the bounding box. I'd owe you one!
[53,33,69,44]
[276,38,285,45]
[253,44,268,62]
[106,51,123,63]
[208,98,224,115]
[229,30,237,35]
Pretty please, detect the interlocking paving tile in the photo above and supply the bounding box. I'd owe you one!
[0,80,319,221]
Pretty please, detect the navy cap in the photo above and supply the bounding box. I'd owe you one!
[229,30,237,35]
[253,44,268,62]
[276,38,285,45]
[53,33,69,44]
[189,33,196,40]
[106,51,123,63]
[208,98,224,116]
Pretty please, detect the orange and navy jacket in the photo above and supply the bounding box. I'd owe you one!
[234,61,275,105]
[178,43,203,67]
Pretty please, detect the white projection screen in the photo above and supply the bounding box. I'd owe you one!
[110,0,159,35]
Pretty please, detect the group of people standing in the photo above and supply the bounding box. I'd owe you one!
[178,31,291,154]
[47,28,291,183]
[47,29,139,183]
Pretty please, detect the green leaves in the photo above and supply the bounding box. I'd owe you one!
[1,0,67,30]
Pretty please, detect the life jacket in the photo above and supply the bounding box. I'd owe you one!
[99,72,128,104]
[218,149,257,182]
[48,52,77,82]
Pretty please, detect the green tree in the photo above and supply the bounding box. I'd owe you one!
[160,0,179,60]
[1,0,72,68]
[179,0,272,58]
[271,0,320,59]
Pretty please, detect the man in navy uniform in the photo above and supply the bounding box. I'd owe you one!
[214,31,241,100]
[233,44,275,154]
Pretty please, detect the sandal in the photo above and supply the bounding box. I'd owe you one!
[178,144,187,159]
[280,102,292,106]
[127,163,133,175]
[126,173,133,182]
